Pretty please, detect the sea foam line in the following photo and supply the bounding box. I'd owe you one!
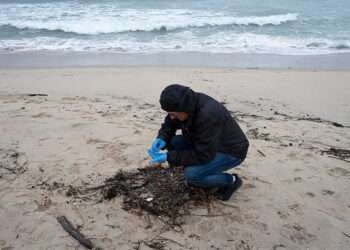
[0,11,299,35]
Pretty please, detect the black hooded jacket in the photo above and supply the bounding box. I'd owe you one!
[158,84,249,167]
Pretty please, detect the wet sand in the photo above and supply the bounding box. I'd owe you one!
[1,51,350,69]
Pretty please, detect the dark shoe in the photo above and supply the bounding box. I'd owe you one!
[215,174,243,201]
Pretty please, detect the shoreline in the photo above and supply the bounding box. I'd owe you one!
[1,51,350,69]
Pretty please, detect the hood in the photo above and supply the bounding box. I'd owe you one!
[159,84,197,114]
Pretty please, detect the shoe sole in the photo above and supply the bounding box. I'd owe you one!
[215,174,243,201]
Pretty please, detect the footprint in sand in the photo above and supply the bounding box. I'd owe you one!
[101,110,127,117]
[243,183,256,189]
[71,122,88,128]
[327,167,350,177]
[288,203,303,216]
[293,177,303,182]
[0,149,28,180]
[34,195,53,212]
[31,112,52,118]
[255,221,269,234]
[97,141,131,164]
[322,189,335,196]
[281,223,316,245]
[1,247,14,250]
[25,98,46,104]
[305,192,316,198]
[86,138,110,145]
[0,240,6,247]
[3,99,18,104]
[273,244,286,250]
[133,129,142,135]
[277,210,290,220]
[235,240,253,250]
[287,151,298,159]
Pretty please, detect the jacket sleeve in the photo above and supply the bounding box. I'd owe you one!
[157,115,180,146]
[167,112,222,166]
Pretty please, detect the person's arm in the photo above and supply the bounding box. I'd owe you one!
[157,115,180,147]
[167,112,222,166]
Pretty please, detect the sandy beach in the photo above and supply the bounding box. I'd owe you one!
[1,67,350,250]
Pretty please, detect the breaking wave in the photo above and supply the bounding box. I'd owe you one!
[0,12,299,35]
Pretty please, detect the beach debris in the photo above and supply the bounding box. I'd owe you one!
[257,149,266,157]
[74,166,218,228]
[230,111,270,122]
[133,238,166,250]
[343,232,350,238]
[26,93,48,97]
[230,110,348,128]
[273,111,347,128]
[246,128,271,141]
[0,149,27,178]
[56,215,96,250]
[321,147,350,163]
[133,236,185,250]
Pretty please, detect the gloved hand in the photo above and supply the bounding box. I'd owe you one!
[148,149,167,165]
[151,138,166,152]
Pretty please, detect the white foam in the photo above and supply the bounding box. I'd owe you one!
[0,2,299,34]
[1,2,349,55]
[1,32,350,55]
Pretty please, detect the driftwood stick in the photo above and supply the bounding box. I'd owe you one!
[189,212,232,217]
[257,149,266,157]
[215,200,240,209]
[343,232,350,238]
[27,93,48,97]
[56,216,94,249]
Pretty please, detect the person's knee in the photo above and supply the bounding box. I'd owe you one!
[184,167,202,184]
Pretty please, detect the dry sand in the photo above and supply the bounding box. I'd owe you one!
[0,67,349,250]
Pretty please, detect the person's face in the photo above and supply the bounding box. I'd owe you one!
[168,112,188,122]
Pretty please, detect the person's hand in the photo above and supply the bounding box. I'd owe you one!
[147,149,167,165]
[151,138,166,152]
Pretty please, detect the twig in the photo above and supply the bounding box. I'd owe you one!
[27,93,48,97]
[57,216,94,249]
[83,182,118,191]
[215,200,240,209]
[257,149,266,157]
[343,232,350,238]
[189,212,232,217]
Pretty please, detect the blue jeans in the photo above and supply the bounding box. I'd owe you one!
[170,135,241,188]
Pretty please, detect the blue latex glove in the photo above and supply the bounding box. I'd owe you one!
[148,149,167,164]
[151,138,166,152]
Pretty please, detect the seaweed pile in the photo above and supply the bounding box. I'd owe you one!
[321,148,350,163]
[74,166,216,227]
[0,149,27,179]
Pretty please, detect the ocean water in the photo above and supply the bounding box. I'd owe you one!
[0,0,350,55]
